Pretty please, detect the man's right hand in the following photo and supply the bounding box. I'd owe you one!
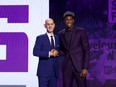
[50,49,59,57]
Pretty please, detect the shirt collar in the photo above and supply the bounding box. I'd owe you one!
[65,27,73,32]
[47,33,54,37]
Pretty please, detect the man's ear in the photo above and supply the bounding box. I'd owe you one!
[44,24,46,28]
[73,19,74,22]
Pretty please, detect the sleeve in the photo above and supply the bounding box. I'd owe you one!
[81,30,90,70]
[33,36,49,58]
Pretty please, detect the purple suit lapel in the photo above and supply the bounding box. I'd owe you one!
[54,35,59,48]
[61,28,78,49]
[70,29,78,45]
[61,31,69,49]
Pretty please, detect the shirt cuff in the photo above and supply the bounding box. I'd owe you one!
[49,51,50,57]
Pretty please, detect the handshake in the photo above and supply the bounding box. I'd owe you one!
[50,49,59,57]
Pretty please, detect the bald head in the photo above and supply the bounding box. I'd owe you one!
[44,18,55,34]
[45,18,54,24]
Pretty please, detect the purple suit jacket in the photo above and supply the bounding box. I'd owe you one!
[59,27,90,72]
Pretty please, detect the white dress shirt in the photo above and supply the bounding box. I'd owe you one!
[47,33,55,46]
[47,33,55,57]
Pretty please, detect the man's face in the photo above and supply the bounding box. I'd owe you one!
[44,19,55,33]
[64,16,74,28]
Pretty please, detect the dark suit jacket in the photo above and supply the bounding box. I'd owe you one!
[33,33,60,77]
[59,27,90,72]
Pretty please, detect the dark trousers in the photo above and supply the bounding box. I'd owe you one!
[62,59,87,87]
[38,68,57,87]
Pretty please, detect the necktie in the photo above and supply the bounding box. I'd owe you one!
[51,36,56,74]
[51,36,55,48]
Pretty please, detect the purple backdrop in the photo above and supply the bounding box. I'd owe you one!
[50,0,116,87]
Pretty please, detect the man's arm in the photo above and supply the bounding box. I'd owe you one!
[33,36,49,58]
[81,30,90,77]
[33,36,58,58]
[81,30,90,70]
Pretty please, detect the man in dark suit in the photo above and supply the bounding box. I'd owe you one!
[59,11,90,87]
[33,18,60,87]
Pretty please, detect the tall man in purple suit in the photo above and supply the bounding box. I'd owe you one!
[59,11,90,87]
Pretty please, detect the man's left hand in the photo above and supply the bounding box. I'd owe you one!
[80,69,88,78]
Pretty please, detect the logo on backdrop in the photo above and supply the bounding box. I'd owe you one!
[108,0,116,22]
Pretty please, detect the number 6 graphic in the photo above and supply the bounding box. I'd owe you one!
[0,5,28,72]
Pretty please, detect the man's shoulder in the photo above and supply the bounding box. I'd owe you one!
[58,29,65,35]
[58,27,86,34]
[75,27,85,31]
[74,27,87,33]
[54,34,59,39]
[36,33,47,39]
